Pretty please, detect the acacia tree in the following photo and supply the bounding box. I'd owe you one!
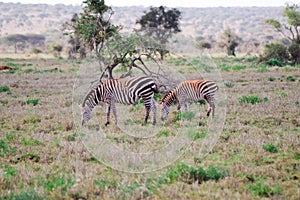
[63,0,120,63]
[136,6,181,60]
[63,0,165,81]
[266,3,300,64]
[218,29,240,56]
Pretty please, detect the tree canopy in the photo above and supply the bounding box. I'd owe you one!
[266,3,300,64]
[136,6,181,59]
[218,29,240,56]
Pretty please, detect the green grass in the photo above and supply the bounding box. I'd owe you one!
[187,129,207,140]
[248,179,282,197]
[39,174,74,192]
[0,85,10,92]
[268,77,275,81]
[224,81,234,88]
[262,143,278,153]
[24,99,39,106]
[3,189,44,200]
[239,95,262,104]
[286,75,296,82]
[4,166,18,177]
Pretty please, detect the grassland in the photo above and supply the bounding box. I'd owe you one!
[0,55,299,199]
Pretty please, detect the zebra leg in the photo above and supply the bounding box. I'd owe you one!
[205,96,215,117]
[143,97,152,124]
[111,101,118,125]
[105,103,111,126]
[151,98,157,125]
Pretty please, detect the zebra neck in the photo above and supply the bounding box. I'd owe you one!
[83,87,102,108]
[166,90,177,106]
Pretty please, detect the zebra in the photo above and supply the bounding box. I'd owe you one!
[81,76,158,126]
[159,80,218,121]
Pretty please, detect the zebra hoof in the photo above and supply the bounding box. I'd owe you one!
[105,122,110,126]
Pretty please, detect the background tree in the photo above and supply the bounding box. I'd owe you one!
[48,43,63,58]
[63,0,120,63]
[259,42,289,66]
[63,0,164,81]
[266,3,300,64]
[195,40,212,51]
[136,6,181,60]
[218,29,240,56]
[5,34,27,53]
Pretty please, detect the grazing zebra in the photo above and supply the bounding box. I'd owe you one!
[81,76,158,126]
[159,80,218,121]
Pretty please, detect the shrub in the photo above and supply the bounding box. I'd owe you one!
[0,85,10,92]
[262,143,278,153]
[267,58,283,66]
[232,65,247,71]
[248,179,282,197]
[288,42,300,64]
[286,75,296,81]
[239,95,262,104]
[224,82,234,88]
[25,99,39,106]
[260,42,289,65]
[268,77,275,81]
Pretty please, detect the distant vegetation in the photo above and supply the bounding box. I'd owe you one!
[0,2,284,55]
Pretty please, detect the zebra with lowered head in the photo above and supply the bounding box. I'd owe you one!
[159,80,218,121]
[81,76,158,126]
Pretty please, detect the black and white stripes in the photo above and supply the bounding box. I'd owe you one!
[159,80,218,121]
[81,76,158,126]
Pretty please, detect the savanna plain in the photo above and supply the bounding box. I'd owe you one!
[0,55,299,199]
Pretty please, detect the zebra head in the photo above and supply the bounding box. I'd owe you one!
[81,105,92,125]
[159,99,170,121]
[159,91,175,121]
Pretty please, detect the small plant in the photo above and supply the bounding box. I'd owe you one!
[0,85,10,93]
[220,65,231,72]
[187,129,206,140]
[5,190,43,200]
[280,92,287,98]
[262,143,278,153]
[154,93,162,101]
[268,77,275,81]
[181,111,195,121]
[4,166,18,177]
[198,99,206,105]
[232,65,247,71]
[21,137,41,146]
[286,75,296,82]
[239,95,262,104]
[157,130,170,137]
[25,99,39,106]
[267,58,283,66]
[248,179,282,197]
[224,82,234,88]
[294,152,300,160]
[0,139,9,156]
[94,179,118,189]
[40,174,74,192]
[257,65,268,73]
[0,100,9,105]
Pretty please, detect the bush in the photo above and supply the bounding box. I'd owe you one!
[260,43,289,65]
[239,95,262,104]
[262,143,278,153]
[25,99,39,106]
[267,58,283,66]
[0,85,10,93]
[288,42,300,64]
